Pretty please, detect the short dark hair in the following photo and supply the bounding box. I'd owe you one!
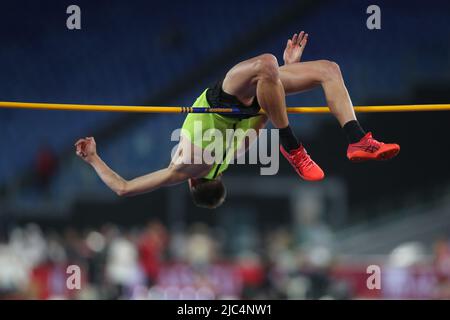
[189,178,226,209]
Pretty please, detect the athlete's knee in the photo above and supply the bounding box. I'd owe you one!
[317,60,342,82]
[254,54,279,81]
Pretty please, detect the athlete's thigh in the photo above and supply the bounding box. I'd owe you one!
[279,61,325,95]
[222,56,263,105]
[233,115,268,159]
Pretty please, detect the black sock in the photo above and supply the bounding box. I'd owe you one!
[279,125,300,152]
[343,120,366,143]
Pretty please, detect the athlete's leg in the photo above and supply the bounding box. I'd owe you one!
[222,54,324,181]
[223,54,289,129]
[279,60,400,161]
[279,60,356,127]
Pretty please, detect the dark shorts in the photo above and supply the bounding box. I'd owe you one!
[206,78,261,120]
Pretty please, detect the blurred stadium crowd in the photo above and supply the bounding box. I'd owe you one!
[1,220,450,300]
[0,221,338,299]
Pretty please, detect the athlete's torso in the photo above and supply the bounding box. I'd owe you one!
[181,87,262,180]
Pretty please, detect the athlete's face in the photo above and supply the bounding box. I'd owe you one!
[188,174,222,191]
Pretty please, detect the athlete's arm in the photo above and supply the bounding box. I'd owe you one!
[283,31,308,65]
[75,137,210,196]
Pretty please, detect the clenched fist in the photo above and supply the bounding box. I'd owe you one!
[75,137,97,163]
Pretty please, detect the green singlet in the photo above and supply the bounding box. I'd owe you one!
[181,89,263,180]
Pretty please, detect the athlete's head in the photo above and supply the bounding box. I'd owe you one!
[188,176,226,209]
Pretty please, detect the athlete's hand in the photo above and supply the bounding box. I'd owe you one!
[75,137,97,163]
[283,31,308,65]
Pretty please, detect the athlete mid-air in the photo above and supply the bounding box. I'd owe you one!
[75,31,400,209]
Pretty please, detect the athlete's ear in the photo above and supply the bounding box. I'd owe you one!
[188,178,197,189]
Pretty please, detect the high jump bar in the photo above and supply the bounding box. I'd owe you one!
[1,101,450,114]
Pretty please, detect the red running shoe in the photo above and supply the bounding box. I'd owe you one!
[347,132,400,162]
[280,145,325,181]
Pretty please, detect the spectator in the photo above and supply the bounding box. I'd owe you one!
[35,144,58,193]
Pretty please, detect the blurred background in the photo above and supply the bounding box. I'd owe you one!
[1,0,450,299]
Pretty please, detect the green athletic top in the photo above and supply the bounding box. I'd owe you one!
[181,89,263,180]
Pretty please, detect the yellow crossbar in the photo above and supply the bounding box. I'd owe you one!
[1,101,450,114]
